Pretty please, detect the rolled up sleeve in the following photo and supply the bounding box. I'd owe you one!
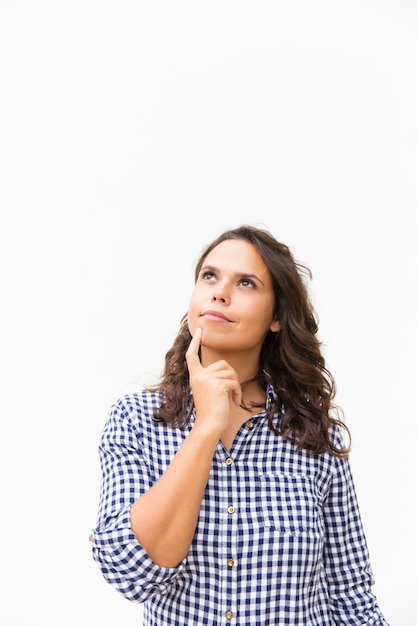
[90,398,186,603]
[323,451,389,625]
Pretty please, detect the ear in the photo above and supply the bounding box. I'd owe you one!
[269,318,281,333]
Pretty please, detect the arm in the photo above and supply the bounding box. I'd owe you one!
[130,327,241,567]
[129,425,218,567]
[323,450,390,625]
[90,396,188,603]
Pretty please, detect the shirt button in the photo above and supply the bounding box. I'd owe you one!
[225,611,233,619]
[227,506,235,514]
[226,457,233,465]
[227,558,235,567]
[89,533,94,542]
[246,420,254,428]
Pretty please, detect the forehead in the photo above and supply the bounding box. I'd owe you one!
[203,239,270,277]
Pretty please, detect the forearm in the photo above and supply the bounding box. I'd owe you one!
[130,425,218,567]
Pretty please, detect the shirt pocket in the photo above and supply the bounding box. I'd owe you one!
[258,472,321,534]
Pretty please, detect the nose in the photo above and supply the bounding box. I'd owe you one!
[211,294,226,303]
[210,279,230,304]
[211,283,229,304]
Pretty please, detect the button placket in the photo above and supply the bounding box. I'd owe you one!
[223,449,238,623]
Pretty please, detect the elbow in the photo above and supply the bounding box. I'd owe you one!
[138,537,187,569]
[92,546,148,603]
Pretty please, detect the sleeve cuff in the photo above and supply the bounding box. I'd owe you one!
[90,507,186,602]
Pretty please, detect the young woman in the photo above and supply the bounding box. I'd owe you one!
[91,225,389,625]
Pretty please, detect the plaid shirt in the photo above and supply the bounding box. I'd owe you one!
[90,387,389,625]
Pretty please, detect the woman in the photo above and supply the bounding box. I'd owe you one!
[91,225,389,625]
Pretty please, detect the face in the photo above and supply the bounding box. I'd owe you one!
[188,239,281,358]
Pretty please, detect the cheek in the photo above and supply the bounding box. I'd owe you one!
[249,303,276,332]
[187,293,199,334]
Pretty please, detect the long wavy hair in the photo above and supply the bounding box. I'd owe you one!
[148,225,350,457]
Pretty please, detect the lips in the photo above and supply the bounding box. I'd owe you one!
[201,309,232,322]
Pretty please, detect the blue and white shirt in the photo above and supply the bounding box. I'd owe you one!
[90,387,389,625]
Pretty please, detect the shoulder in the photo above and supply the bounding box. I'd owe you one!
[104,389,162,433]
[329,421,351,457]
[111,389,161,414]
[102,389,188,468]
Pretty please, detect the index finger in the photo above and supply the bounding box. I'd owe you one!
[185,327,203,371]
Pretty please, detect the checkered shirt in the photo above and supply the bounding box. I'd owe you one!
[90,387,389,625]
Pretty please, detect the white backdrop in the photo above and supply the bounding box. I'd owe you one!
[1,1,416,624]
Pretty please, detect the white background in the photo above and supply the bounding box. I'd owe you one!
[1,1,416,624]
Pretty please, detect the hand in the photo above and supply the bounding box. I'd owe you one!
[185,328,242,437]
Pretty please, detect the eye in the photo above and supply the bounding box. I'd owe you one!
[238,277,255,288]
[201,270,216,281]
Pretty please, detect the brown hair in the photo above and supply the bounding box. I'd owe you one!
[148,225,350,457]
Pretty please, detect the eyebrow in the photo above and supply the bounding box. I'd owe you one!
[201,265,265,286]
